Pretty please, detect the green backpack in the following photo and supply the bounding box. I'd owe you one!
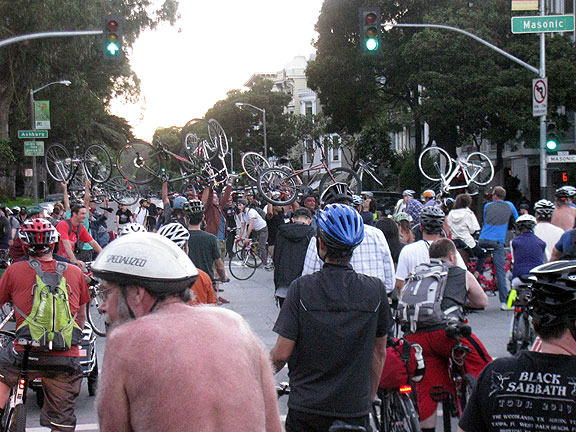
[15,260,83,351]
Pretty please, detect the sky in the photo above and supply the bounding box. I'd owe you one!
[111,0,325,141]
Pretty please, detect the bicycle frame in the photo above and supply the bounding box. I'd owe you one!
[438,158,487,192]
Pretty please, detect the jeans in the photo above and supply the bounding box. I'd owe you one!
[477,239,507,303]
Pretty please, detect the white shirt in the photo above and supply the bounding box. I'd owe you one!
[395,239,466,282]
[134,206,148,226]
[447,208,481,249]
[301,224,396,293]
[242,208,267,231]
[534,222,565,261]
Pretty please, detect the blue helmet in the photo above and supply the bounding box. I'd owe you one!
[173,196,187,210]
[317,203,364,250]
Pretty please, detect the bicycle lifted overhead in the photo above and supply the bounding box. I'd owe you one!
[418,147,494,194]
[45,143,113,184]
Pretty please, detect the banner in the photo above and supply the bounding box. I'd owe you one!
[34,100,51,130]
[511,0,539,11]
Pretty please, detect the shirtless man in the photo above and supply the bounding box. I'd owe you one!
[551,185,576,231]
[93,233,282,432]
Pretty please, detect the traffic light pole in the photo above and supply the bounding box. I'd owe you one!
[389,22,549,196]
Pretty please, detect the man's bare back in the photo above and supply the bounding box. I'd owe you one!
[97,303,282,432]
[551,205,576,232]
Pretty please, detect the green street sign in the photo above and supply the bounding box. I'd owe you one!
[18,130,48,139]
[24,141,45,157]
[512,15,575,34]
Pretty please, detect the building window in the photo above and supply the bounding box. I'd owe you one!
[304,139,314,164]
[304,102,313,118]
[331,136,340,162]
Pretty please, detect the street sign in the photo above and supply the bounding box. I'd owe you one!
[533,77,547,117]
[24,141,44,157]
[547,155,576,163]
[24,169,33,177]
[512,15,575,34]
[18,130,48,139]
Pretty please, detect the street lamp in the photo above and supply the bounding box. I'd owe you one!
[29,80,71,203]
[235,102,267,160]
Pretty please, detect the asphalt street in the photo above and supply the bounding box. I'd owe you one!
[23,259,513,431]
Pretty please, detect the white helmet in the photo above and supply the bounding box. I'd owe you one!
[119,223,147,236]
[157,222,190,249]
[516,214,537,232]
[92,232,198,294]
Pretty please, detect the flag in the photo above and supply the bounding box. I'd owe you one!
[511,0,539,10]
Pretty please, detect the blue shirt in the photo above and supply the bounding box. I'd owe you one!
[554,229,575,255]
[479,200,518,243]
[511,232,546,278]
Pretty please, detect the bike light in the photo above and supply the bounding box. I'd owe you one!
[399,385,412,394]
[18,379,25,390]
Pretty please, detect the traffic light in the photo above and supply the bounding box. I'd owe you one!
[546,122,558,154]
[103,15,123,60]
[359,7,381,54]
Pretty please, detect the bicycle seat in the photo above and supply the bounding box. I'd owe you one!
[16,338,40,348]
[329,421,366,432]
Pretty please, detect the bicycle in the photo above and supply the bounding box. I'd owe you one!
[91,176,140,207]
[429,322,476,432]
[256,144,361,206]
[45,143,113,184]
[357,159,383,188]
[0,332,32,432]
[241,152,292,182]
[84,263,108,337]
[506,278,535,355]
[374,337,424,432]
[228,239,264,281]
[418,147,494,194]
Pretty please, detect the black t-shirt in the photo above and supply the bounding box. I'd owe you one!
[459,351,576,432]
[187,230,220,280]
[223,204,237,230]
[116,209,132,225]
[273,263,393,417]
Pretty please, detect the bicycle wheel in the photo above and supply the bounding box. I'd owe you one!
[229,250,257,280]
[242,152,270,182]
[86,298,107,337]
[508,312,533,355]
[456,374,477,416]
[319,167,362,195]
[208,118,229,156]
[381,390,421,432]
[45,143,72,182]
[7,402,26,432]
[418,147,452,182]
[116,140,162,184]
[182,119,221,162]
[106,176,140,206]
[84,144,113,183]
[441,398,453,432]
[257,168,299,206]
[466,152,494,186]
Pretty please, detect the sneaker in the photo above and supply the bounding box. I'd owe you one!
[218,297,230,304]
[500,303,508,311]
[264,263,274,270]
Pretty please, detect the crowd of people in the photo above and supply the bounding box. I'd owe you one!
[0,177,575,432]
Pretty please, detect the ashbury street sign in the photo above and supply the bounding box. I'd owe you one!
[511,15,575,34]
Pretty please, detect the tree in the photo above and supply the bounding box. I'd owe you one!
[0,0,179,196]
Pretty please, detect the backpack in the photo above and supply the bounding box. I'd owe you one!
[14,260,82,351]
[250,205,267,220]
[397,259,462,333]
[64,219,85,254]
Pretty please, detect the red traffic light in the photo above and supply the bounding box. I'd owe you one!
[106,20,118,31]
[365,12,377,25]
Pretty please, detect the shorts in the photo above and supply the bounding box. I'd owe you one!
[0,343,83,431]
[217,239,226,260]
[405,329,491,420]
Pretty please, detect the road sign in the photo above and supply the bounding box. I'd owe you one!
[547,155,576,163]
[18,130,48,139]
[512,15,575,34]
[24,141,44,157]
[533,77,547,117]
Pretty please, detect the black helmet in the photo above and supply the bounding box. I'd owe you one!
[320,183,353,206]
[555,185,576,199]
[534,199,555,217]
[528,261,576,328]
[419,206,445,234]
[182,199,204,216]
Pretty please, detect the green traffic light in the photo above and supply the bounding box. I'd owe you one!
[106,42,120,55]
[365,38,379,51]
[546,140,558,151]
